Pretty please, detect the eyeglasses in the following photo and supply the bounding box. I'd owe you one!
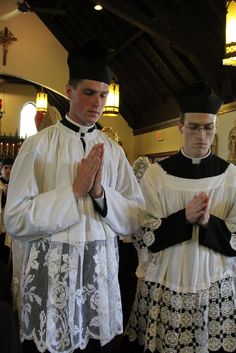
[184,123,216,134]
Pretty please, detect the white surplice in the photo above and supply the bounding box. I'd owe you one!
[126,162,236,353]
[4,121,145,353]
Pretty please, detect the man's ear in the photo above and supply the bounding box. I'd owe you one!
[66,84,72,99]
[177,120,184,134]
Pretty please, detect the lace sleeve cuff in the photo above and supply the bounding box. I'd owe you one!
[133,219,161,248]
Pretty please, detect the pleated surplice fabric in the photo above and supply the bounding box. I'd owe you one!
[126,152,236,353]
[4,121,145,353]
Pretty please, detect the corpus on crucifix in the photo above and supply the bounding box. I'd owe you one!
[0,27,17,65]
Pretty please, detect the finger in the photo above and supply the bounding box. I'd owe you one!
[193,197,208,209]
[196,193,209,204]
[85,146,101,162]
[86,148,103,167]
[91,143,104,153]
[100,146,104,163]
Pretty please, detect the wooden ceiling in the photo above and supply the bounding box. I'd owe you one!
[25,0,236,135]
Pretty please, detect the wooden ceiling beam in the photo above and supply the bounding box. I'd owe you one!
[204,0,225,23]
[111,29,143,57]
[98,0,190,56]
[187,54,221,95]
[145,0,223,94]
[138,37,187,88]
[99,0,221,94]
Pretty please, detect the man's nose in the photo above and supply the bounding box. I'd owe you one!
[93,94,101,106]
[196,127,207,134]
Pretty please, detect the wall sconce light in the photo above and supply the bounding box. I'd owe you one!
[36,89,48,112]
[35,88,48,131]
[223,0,236,66]
[103,78,120,117]
[0,98,5,119]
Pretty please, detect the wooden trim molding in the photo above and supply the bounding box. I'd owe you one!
[134,101,236,135]
[218,101,236,115]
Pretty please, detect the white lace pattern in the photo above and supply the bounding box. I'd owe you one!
[17,238,123,353]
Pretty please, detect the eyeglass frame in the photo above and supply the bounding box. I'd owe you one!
[183,122,217,134]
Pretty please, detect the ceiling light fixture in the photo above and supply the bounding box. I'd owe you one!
[223,0,236,66]
[94,3,103,11]
[103,77,120,117]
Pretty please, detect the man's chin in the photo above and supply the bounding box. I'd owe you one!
[87,113,100,122]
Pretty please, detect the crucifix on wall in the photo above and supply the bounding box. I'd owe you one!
[0,27,17,66]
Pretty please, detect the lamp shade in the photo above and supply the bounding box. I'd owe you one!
[223,0,236,66]
[103,79,119,117]
[36,91,48,112]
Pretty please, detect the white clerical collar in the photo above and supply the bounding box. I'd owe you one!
[181,148,211,165]
[65,114,95,133]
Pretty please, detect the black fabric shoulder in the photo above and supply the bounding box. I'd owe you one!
[159,152,229,179]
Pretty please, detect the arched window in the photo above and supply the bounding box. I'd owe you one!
[20,102,37,138]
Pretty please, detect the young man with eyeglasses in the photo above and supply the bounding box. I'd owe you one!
[125,81,236,353]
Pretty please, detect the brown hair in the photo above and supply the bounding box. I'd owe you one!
[68,79,82,88]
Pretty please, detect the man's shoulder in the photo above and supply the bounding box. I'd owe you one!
[18,124,60,158]
[26,123,60,141]
[210,154,229,169]
[159,151,180,168]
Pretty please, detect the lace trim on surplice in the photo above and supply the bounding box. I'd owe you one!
[17,238,123,353]
[126,277,236,353]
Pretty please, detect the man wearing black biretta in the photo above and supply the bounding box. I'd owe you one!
[67,39,114,84]
[5,38,145,353]
[125,79,236,353]
[177,80,222,115]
